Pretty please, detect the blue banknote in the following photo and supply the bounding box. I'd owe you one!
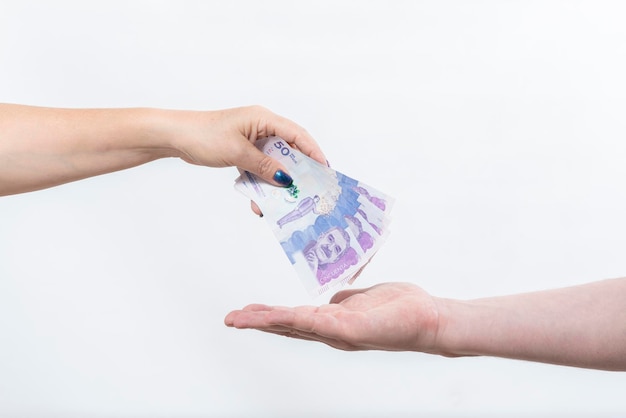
[235,137,394,297]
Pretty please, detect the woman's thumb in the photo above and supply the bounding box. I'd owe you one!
[239,145,294,188]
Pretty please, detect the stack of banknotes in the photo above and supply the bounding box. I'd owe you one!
[234,137,394,297]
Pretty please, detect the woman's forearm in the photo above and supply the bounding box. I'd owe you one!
[436,277,626,370]
[0,103,326,197]
[0,104,178,195]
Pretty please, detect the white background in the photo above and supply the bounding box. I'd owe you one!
[2,1,626,417]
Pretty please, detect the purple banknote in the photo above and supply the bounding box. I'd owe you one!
[235,137,394,297]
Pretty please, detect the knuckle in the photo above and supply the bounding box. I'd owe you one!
[241,104,269,119]
[249,104,270,114]
[257,155,275,177]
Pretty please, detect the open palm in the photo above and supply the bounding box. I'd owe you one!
[225,282,441,352]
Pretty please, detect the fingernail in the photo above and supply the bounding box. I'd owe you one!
[273,170,293,187]
[259,213,264,218]
[326,160,331,167]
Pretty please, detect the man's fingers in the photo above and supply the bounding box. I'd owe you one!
[259,328,357,351]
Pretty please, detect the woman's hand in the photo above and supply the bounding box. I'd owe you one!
[168,105,326,187]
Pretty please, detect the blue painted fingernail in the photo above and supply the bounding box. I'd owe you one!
[273,170,293,187]
[326,160,331,167]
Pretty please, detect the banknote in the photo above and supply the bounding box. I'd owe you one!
[234,137,394,297]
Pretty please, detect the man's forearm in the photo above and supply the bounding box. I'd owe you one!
[0,104,177,196]
[435,277,626,371]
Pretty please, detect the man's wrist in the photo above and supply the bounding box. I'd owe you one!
[429,297,481,358]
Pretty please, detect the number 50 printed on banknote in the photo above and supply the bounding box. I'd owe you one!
[234,137,394,297]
